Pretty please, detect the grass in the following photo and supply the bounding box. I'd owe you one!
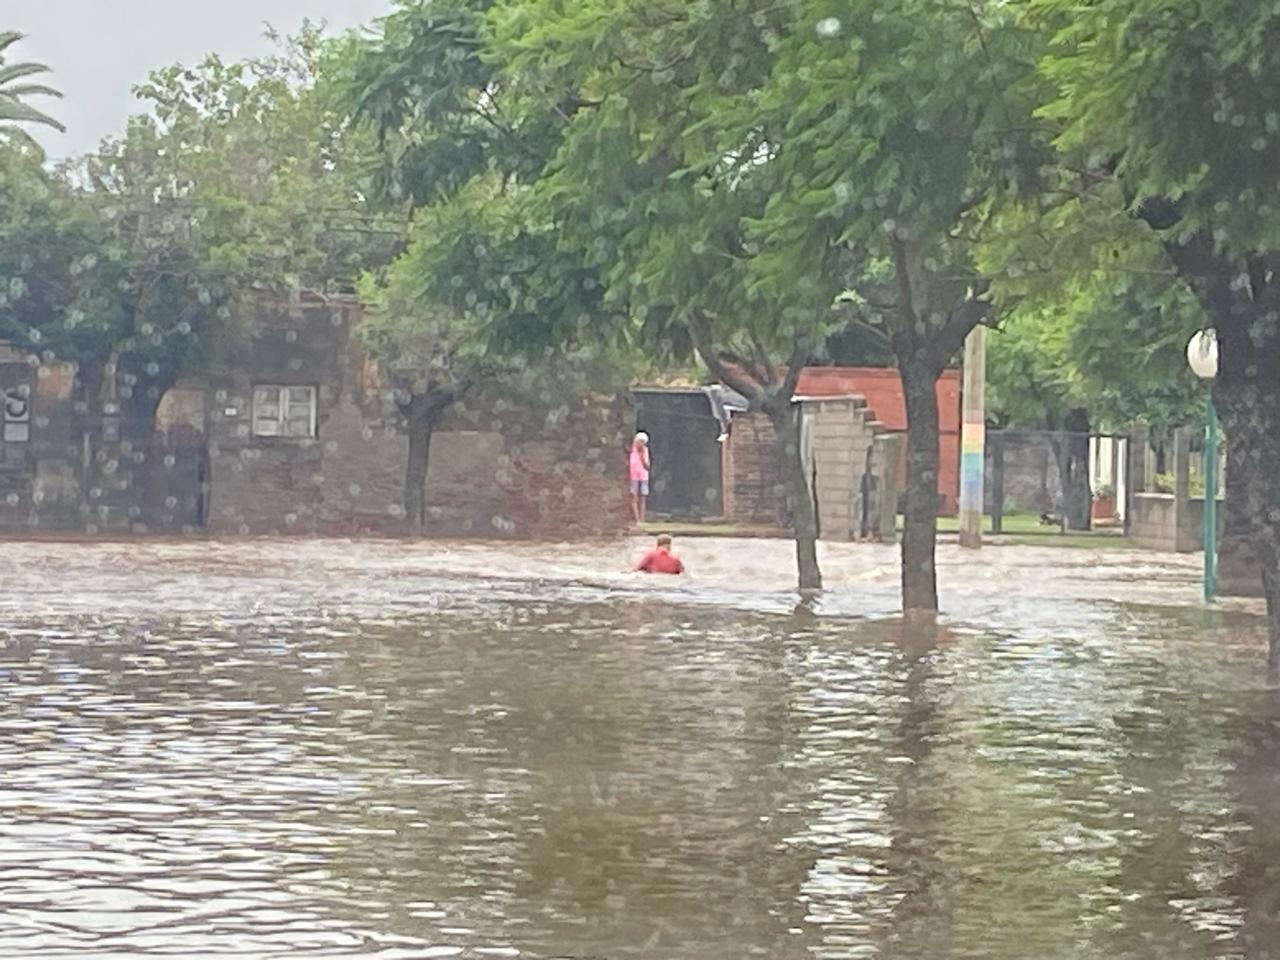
[1002,534,1145,550]
[931,511,1127,538]
[642,512,1146,550]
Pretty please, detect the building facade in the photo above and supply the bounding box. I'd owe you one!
[0,294,632,539]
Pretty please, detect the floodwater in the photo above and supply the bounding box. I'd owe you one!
[1,537,1278,959]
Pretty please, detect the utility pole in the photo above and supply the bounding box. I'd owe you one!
[959,325,987,549]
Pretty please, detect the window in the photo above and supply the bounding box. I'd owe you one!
[253,385,317,439]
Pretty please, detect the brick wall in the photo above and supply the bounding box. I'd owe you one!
[424,397,632,539]
[723,412,786,527]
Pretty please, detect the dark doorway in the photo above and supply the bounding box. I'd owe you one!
[633,389,724,519]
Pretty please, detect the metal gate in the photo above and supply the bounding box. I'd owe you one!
[632,389,724,519]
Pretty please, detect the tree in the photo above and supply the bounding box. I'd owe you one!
[1,27,400,524]
[0,31,63,137]
[347,0,660,540]
[493,0,1046,607]
[486,0,861,589]
[1026,0,1280,663]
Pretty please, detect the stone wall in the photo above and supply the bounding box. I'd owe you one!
[0,354,83,532]
[202,294,631,539]
[203,296,407,536]
[723,412,785,527]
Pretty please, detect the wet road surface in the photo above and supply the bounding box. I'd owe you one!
[1,538,1277,958]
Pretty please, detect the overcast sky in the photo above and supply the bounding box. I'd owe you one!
[9,0,396,161]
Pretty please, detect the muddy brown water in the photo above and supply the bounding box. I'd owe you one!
[1,539,1277,959]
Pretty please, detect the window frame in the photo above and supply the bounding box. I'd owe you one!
[251,383,318,440]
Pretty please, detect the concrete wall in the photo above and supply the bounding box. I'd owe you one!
[0,294,633,541]
[204,297,407,536]
[1130,493,1218,553]
[803,396,880,541]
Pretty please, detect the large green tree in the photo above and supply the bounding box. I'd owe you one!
[1025,0,1280,662]
[487,0,1050,605]
[486,0,859,589]
[348,0,661,540]
[3,27,400,524]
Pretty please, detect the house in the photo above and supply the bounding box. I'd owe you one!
[0,294,631,539]
[633,366,963,536]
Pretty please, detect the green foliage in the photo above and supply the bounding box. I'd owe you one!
[1,26,403,418]
[0,31,64,137]
[0,146,110,364]
[1030,0,1280,253]
[988,275,1204,434]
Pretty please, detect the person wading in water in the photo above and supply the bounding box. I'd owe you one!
[636,534,685,575]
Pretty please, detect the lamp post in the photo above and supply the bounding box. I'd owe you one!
[1187,329,1219,602]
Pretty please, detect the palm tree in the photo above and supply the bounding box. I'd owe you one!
[0,31,64,134]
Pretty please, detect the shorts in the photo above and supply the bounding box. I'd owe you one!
[631,479,650,496]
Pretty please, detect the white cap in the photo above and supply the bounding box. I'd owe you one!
[635,432,649,444]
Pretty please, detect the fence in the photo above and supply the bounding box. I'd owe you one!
[980,430,1130,538]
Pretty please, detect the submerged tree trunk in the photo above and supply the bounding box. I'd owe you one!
[1213,342,1280,669]
[899,357,942,612]
[767,400,822,593]
[1219,435,1264,597]
[1051,407,1092,532]
[403,410,436,529]
[400,392,450,531]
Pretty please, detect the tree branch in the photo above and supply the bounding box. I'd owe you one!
[931,293,994,368]
[748,331,776,386]
[779,337,808,402]
[685,311,760,400]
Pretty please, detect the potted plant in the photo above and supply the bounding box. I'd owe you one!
[1092,484,1117,521]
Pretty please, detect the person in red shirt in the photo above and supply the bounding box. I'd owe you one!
[637,534,685,575]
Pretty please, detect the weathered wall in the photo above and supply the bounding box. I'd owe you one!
[424,393,632,539]
[803,396,880,541]
[723,413,785,527]
[203,296,407,536]
[202,295,631,539]
[0,355,82,531]
[987,434,1059,514]
[1130,493,1216,553]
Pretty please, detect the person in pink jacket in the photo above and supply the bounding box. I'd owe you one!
[629,432,651,523]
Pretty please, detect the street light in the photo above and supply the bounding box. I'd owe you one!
[1187,329,1219,602]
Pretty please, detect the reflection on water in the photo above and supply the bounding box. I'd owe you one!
[0,541,1277,959]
